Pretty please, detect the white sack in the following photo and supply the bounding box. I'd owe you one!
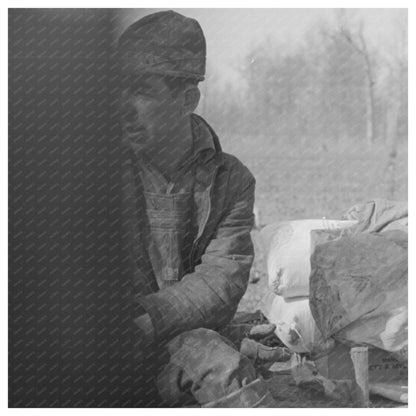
[261,219,357,299]
[261,292,331,354]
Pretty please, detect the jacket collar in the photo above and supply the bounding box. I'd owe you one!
[125,113,224,170]
[190,113,224,166]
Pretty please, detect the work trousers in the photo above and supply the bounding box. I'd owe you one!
[136,327,273,407]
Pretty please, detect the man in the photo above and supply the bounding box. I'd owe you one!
[119,10,276,407]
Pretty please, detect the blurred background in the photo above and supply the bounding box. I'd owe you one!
[114,8,408,223]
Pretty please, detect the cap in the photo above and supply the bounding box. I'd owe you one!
[118,10,206,81]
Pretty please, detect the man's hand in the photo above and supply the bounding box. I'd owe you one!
[133,313,155,363]
[239,323,291,364]
[134,313,155,344]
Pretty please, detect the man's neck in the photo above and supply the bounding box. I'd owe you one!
[146,118,193,181]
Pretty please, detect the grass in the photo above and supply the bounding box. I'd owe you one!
[222,136,407,224]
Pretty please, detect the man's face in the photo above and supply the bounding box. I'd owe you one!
[120,73,183,152]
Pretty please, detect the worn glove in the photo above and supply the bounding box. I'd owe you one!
[133,307,155,364]
[219,311,291,364]
[239,323,291,364]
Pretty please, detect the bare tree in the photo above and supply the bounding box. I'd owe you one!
[382,14,408,199]
[384,70,401,199]
[337,11,376,147]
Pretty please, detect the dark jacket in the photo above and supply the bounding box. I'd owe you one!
[123,114,255,342]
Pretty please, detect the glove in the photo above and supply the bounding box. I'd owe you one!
[134,313,155,345]
[133,312,155,364]
[239,323,291,364]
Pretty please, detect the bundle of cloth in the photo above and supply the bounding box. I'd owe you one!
[260,199,408,359]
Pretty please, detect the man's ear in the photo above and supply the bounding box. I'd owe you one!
[182,86,200,116]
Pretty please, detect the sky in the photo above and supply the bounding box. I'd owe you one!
[114,8,407,86]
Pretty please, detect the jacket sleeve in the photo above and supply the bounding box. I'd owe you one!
[138,168,255,342]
